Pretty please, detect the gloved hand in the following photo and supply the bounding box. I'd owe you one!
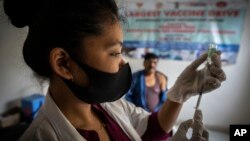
[170,109,209,141]
[167,52,226,103]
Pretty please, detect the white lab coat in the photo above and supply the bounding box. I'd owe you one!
[19,93,151,141]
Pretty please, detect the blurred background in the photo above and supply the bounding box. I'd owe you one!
[1,0,250,140]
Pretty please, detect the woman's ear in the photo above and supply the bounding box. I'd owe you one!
[49,48,72,80]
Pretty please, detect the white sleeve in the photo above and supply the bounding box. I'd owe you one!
[121,98,151,135]
[102,98,151,136]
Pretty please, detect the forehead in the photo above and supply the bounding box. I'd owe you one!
[77,22,123,60]
[102,22,123,43]
[82,22,123,47]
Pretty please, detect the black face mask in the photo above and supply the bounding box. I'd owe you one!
[63,59,132,104]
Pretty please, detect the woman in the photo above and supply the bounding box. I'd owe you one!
[3,0,226,140]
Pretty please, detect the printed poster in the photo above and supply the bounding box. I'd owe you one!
[120,0,248,65]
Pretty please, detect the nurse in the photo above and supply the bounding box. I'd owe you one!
[3,0,226,140]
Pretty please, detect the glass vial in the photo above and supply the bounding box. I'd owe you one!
[207,43,217,64]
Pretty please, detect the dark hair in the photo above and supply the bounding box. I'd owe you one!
[4,0,125,77]
[144,53,159,60]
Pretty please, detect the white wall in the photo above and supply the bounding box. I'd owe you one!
[0,2,48,113]
[126,2,250,133]
[0,1,249,133]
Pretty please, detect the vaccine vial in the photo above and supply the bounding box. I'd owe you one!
[207,43,217,64]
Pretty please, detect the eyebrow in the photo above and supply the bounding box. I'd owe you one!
[106,40,123,48]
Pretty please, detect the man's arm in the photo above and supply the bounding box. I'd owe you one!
[156,71,168,91]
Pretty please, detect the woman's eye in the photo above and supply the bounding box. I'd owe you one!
[110,52,121,57]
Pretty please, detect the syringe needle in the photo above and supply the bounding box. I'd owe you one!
[194,80,204,118]
[195,92,202,110]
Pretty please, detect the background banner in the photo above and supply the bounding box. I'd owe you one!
[121,0,248,65]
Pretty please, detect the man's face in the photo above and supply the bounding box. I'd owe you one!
[144,58,158,74]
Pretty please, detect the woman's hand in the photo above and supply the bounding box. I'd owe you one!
[170,109,209,141]
[167,52,226,103]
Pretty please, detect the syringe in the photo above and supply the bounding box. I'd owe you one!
[194,43,217,112]
[195,91,203,110]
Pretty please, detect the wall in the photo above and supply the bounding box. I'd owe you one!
[0,2,48,113]
[0,1,249,132]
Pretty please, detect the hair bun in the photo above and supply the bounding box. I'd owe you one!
[3,0,39,28]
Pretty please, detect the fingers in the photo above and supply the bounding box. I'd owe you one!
[194,109,203,121]
[202,127,209,140]
[192,109,204,137]
[189,53,208,70]
[203,76,221,92]
[172,119,193,140]
[209,66,226,81]
[211,51,222,68]
[175,111,209,141]
[178,119,193,133]
[191,126,209,141]
[208,51,226,82]
[202,51,225,90]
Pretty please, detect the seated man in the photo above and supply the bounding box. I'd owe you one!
[125,53,168,112]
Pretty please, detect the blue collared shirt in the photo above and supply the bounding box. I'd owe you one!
[125,70,168,112]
